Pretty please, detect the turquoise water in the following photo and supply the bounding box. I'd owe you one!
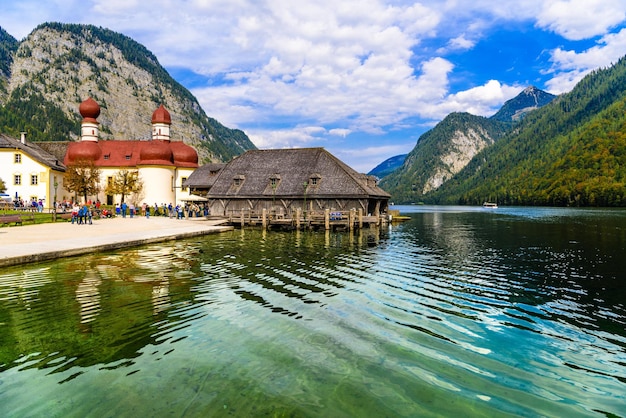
[0,206,624,417]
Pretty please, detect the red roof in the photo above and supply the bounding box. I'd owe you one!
[151,104,172,124]
[79,97,101,123]
[64,140,198,168]
[170,141,199,167]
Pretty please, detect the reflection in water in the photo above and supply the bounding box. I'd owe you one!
[0,207,625,417]
[75,271,101,325]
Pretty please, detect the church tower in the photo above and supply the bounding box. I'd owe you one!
[79,97,100,142]
[151,104,171,141]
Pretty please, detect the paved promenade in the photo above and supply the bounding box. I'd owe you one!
[0,216,233,267]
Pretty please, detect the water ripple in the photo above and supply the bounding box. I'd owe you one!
[1,212,625,417]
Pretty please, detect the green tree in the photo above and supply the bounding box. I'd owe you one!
[64,159,101,203]
[104,169,143,204]
[0,177,6,193]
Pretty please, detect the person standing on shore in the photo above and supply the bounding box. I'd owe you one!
[121,202,127,218]
[71,203,80,224]
[145,203,150,219]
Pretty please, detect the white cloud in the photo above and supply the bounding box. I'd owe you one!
[247,125,327,149]
[545,28,626,93]
[329,128,351,137]
[441,80,524,117]
[537,0,626,40]
[447,35,476,51]
[1,0,625,172]
[335,143,416,173]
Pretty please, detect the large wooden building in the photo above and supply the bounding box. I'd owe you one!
[186,148,391,220]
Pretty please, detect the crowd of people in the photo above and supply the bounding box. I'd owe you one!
[10,196,209,223]
[12,198,47,212]
[112,202,208,219]
[68,201,209,223]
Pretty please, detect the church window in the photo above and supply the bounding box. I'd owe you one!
[14,174,21,185]
[31,175,38,185]
[14,153,21,163]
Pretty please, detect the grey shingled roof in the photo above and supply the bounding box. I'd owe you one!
[207,148,390,199]
[184,163,226,188]
[36,141,71,162]
[0,134,66,172]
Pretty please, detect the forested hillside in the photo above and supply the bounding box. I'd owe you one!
[426,56,626,206]
[0,27,18,96]
[0,22,255,163]
[381,112,510,203]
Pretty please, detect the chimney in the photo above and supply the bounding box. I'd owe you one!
[20,132,26,144]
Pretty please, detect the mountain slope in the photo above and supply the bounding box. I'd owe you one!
[379,86,555,203]
[0,22,255,163]
[0,27,18,97]
[427,56,626,206]
[380,113,510,203]
[368,154,407,179]
[490,86,556,122]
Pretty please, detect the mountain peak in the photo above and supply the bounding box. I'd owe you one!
[0,22,256,163]
[490,86,556,122]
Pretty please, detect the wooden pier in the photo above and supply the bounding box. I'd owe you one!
[224,208,389,230]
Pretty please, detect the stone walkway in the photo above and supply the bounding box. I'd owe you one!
[0,216,233,267]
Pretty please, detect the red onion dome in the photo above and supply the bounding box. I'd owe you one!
[79,97,101,122]
[171,142,199,165]
[139,140,174,165]
[65,141,102,164]
[151,104,172,125]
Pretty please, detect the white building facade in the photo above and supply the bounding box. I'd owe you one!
[0,132,66,208]
[64,99,199,207]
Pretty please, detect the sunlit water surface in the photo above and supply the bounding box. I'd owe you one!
[0,206,625,417]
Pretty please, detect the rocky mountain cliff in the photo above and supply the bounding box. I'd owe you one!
[379,86,556,203]
[380,113,510,202]
[0,27,18,95]
[0,23,255,163]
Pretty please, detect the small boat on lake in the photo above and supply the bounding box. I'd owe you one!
[482,202,498,209]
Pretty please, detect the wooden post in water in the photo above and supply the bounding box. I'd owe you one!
[325,209,330,230]
[296,208,301,229]
[349,209,355,231]
[240,208,245,228]
[358,208,363,229]
[262,208,267,229]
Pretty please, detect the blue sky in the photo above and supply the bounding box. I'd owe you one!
[1,1,625,173]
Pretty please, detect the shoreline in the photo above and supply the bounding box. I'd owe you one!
[0,216,233,268]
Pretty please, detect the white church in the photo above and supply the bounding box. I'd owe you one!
[0,97,200,209]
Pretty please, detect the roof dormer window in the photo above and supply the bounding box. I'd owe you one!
[309,173,321,186]
[269,174,281,188]
[233,174,245,187]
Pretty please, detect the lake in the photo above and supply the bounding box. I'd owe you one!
[0,205,624,417]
